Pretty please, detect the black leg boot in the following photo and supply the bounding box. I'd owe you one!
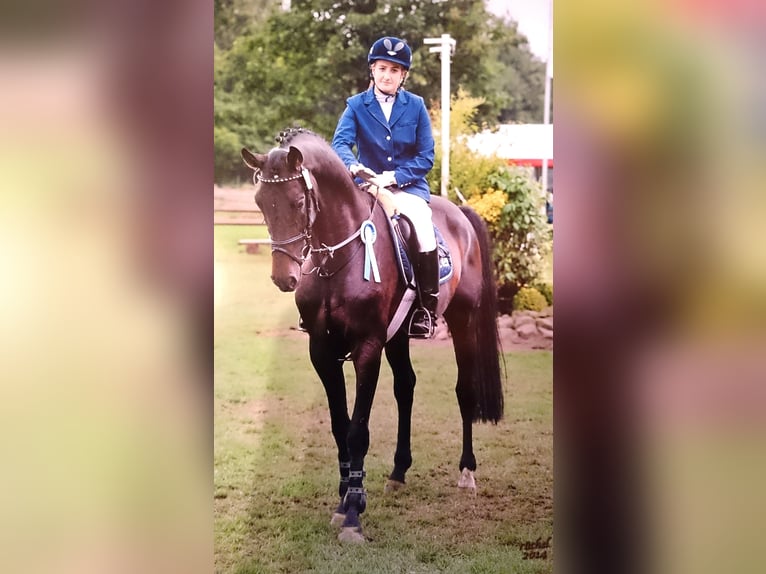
[409,249,439,338]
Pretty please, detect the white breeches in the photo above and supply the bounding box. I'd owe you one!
[392,191,436,252]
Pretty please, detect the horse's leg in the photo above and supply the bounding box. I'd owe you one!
[309,336,351,526]
[444,307,479,493]
[383,329,415,491]
[339,339,384,543]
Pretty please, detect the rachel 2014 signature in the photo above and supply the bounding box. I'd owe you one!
[520,536,552,560]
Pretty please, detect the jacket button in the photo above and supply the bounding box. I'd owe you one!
[386,136,391,141]
[387,157,392,161]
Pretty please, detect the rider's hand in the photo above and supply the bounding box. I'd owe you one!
[350,164,377,179]
[370,171,397,189]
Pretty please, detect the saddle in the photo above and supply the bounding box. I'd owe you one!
[357,179,452,286]
[356,182,452,340]
[385,214,453,288]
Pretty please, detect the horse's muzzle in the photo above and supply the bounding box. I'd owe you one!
[272,274,298,292]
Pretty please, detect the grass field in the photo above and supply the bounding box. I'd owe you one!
[214,224,553,573]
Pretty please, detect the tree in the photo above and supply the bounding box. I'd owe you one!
[214,0,545,183]
[214,0,274,50]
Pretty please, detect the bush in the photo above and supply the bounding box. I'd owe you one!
[535,282,553,306]
[427,90,552,310]
[512,287,547,312]
[477,166,552,293]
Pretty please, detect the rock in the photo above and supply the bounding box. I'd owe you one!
[516,322,539,340]
[496,314,514,330]
[536,317,553,331]
[435,326,450,340]
[514,310,537,319]
[432,321,450,339]
[538,306,553,317]
[505,329,522,343]
[513,314,537,329]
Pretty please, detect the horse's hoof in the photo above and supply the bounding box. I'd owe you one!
[338,526,365,543]
[384,479,406,493]
[330,512,346,527]
[457,468,477,493]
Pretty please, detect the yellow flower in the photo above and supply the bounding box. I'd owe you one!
[467,189,506,228]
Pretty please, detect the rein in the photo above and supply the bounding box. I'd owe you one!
[307,184,381,278]
[257,166,381,276]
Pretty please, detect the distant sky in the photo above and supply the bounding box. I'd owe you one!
[486,0,552,62]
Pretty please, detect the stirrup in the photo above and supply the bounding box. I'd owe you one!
[408,308,435,339]
[297,316,308,332]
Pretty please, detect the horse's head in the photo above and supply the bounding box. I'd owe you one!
[241,145,318,292]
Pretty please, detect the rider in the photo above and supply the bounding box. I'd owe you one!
[331,36,438,338]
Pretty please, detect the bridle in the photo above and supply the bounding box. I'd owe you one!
[255,167,317,265]
[255,166,380,277]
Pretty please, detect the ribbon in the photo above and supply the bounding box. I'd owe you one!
[361,220,380,283]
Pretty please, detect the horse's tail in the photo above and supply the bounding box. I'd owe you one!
[459,205,505,423]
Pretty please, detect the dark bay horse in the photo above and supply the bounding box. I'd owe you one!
[241,128,504,543]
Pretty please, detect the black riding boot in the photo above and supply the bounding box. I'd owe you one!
[409,249,439,338]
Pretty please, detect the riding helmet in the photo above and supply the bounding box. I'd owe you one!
[368,36,412,70]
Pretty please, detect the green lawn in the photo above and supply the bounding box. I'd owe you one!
[214,225,553,573]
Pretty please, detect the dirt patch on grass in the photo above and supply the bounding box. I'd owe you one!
[278,323,553,351]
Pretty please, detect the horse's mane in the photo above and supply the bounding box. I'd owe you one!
[274,127,349,180]
[275,126,320,147]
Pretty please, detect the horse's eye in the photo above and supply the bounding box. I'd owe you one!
[293,197,305,210]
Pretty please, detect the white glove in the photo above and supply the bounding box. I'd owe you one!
[370,170,397,189]
[350,164,377,179]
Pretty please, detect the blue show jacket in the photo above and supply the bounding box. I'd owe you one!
[331,88,435,202]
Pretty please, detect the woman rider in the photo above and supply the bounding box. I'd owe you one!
[331,36,438,338]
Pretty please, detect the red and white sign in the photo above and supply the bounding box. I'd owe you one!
[466,124,553,168]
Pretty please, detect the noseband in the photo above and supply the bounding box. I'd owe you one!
[255,168,317,265]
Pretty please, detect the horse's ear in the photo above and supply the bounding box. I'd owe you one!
[241,148,266,171]
[287,146,303,171]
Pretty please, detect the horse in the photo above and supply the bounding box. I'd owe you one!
[241,128,504,543]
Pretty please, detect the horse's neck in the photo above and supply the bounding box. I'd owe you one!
[313,179,376,244]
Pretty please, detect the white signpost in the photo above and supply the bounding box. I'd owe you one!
[424,34,456,197]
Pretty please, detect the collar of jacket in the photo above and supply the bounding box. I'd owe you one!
[362,87,410,128]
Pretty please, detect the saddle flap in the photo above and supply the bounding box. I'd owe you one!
[386,215,453,287]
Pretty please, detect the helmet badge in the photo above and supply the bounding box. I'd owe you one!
[383,38,405,56]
